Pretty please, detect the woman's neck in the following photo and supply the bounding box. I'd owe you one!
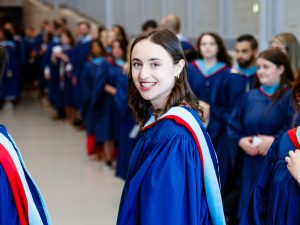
[203,57,217,69]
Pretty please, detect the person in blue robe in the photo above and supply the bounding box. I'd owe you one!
[208,70,247,223]
[102,40,139,179]
[49,30,75,121]
[81,40,110,156]
[232,35,258,92]
[70,22,92,110]
[0,45,51,225]
[114,73,139,180]
[0,28,20,104]
[239,81,300,225]
[227,48,295,222]
[89,40,127,167]
[103,70,139,179]
[117,29,225,225]
[47,39,62,110]
[187,32,232,105]
[188,33,239,218]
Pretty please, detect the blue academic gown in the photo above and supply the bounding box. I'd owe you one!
[49,45,74,109]
[208,70,246,193]
[232,64,257,92]
[113,73,140,180]
[42,36,61,104]
[187,59,230,103]
[117,107,221,225]
[228,87,293,219]
[84,58,115,143]
[60,47,74,108]
[0,41,20,100]
[71,35,92,109]
[176,33,196,62]
[240,126,300,225]
[0,125,51,225]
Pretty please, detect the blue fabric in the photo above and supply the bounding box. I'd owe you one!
[0,125,51,225]
[260,83,280,96]
[114,74,140,180]
[91,57,104,65]
[117,107,220,225]
[240,130,300,225]
[208,71,246,195]
[84,60,121,142]
[232,64,257,91]
[187,60,229,103]
[0,164,20,225]
[49,46,74,108]
[0,42,20,99]
[70,37,92,108]
[227,88,293,219]
[83,60,110,129]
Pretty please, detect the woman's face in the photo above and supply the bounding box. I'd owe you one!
[257,57,283,86]
[131,39,182,109]
[112,41,123,59]
[91,42,102,57]
[199,34,218,59]
[61,33,70,45]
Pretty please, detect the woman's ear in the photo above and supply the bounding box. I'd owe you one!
[279,65,285,76]
[175,59,185,77]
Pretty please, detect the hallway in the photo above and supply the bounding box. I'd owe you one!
[0,94,124,225]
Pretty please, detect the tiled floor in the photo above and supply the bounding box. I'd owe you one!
[0,94,124,225]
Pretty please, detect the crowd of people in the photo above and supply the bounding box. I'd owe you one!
[1,13,300,225]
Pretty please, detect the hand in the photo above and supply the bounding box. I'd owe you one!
[256,135,274,156]
[72,76,77,86]
[239,136,258,156]
[199,100,210,122]
[285,149,300,186]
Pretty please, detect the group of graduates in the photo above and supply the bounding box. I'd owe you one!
[1,13,300,225]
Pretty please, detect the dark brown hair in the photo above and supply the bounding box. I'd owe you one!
[90,39,106,58]
[196,32,232,66]
[128,29,202,126]
[257,48,294,102]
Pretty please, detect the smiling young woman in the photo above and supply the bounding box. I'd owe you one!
[116,29,226,225]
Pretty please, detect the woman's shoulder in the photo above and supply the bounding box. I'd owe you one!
[144,107,203,141]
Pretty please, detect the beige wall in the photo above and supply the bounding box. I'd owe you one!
[20,0,300,48]
[0,0,24,7]
[23,0,99,37]
[284,0,300,38]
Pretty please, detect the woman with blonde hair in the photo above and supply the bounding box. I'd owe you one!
[271,32,300,78]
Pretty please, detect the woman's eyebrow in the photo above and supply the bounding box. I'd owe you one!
[148,58,162,61]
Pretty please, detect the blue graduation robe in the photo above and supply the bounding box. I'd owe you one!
[227,87,293,219]
[240,126,300,225]
[117,106,225,225]
[208,70,246,193]
[0,125,51,225]
[82,58,109,131]
[49,45,73,109]
[70,35,92,109]
[187,59,230,103]
[232,64,257,92]
[0,41,20,100]
[113,73,140,180]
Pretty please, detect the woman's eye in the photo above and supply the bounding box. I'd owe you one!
[151,63,160,68]
[133,62,142,68]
